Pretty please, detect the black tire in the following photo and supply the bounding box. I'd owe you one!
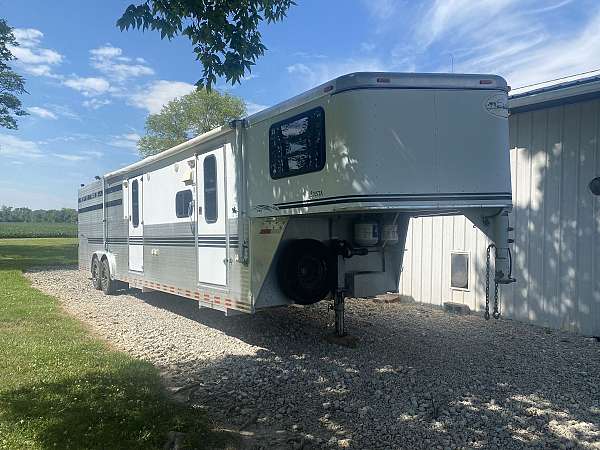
[91,258,102,290]
[100,258,115,295]
[277,239,334,305]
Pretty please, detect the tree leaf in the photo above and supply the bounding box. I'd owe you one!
[117,0,295,89]
[0,19,28,130]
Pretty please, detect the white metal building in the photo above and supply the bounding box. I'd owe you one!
[399,73,600,336]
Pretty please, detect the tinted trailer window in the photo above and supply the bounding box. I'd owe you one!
[269,107,325,179]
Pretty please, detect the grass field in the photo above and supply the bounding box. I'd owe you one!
[0,222,77,238]
[0,239,226,449]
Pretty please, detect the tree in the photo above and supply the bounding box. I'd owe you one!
[0,205,77,223]
[117,0,295,88]
[0,19,27,129]
[138,88,246,157]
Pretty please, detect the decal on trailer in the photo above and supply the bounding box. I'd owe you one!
[484,93,509,118]
[258,217,286,235]
[308,189,324,199]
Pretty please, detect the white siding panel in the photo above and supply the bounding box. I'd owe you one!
[400,98,600,335]
[578,101,598,333]
[527,109,548,324]
[559,104,580,331]
[441,216,453,304]
[431,216,444,303]
[595,102,600,335]
[513,112,532,321]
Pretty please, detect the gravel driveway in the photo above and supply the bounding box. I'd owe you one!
[26,268,600,450]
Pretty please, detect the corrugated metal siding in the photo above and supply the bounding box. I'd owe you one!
[399,98,600,335]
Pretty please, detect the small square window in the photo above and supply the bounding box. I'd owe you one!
[175,189,193,218]
[450,252,469,290]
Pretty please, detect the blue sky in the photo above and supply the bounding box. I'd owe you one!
[1,0,599,209]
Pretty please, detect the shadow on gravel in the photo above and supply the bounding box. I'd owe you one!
[129,289,600,449]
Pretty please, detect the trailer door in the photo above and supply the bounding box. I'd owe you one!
[196,148,227,286]
[128,176,144,272]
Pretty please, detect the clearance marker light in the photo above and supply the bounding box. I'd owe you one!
[376,77,391,83]
[479,79,493,85]
[323,85,333,93]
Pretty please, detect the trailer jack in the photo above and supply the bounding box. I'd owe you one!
[334,290,346,337]
[327,240,367,345]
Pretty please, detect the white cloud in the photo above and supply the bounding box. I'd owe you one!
[246,101,268,115]
[8,28,63,77]
[12,28,44,47]
[109,133,141,150]
[10,46,62,65]
[52,153,88,161]
[45,104,80,121]
[411,0,600,87]
[0,134,44,159]
[90,45,122,58]
[417,0,518,48]
[24,64,55,77]
[524,0,575,15]
[241,73,259,81]
[362,0,398,20]
[27,106,58,120]
[63,76,110,97]
[81,150,104,158]
[38,133,97,145]
[83,98,112,110]
[128,80,195,114]
[90,44,154,82]
[286,58,392,90]
[293,51,327,59]
[502,10,600,86]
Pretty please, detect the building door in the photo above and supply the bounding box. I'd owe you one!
[128,176,144,272]
[196,148,227,286]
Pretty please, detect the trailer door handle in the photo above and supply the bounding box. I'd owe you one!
[198,206,203,215]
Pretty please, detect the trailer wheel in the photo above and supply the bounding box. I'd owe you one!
[100,258,115,295]
[91,257,102,290]
[278,239,333,305]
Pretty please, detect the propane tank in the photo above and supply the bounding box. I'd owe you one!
[354,219,380,247]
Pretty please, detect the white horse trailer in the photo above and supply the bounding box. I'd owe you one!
[78,72,516,336]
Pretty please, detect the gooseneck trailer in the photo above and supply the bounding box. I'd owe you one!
[78,72,516,336]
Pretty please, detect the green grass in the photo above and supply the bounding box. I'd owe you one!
[0,222,78,238]
[0,239,228,449]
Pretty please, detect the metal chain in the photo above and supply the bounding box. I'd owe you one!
[485,244,492,320]
[493,278,501,319]
[485,243,501,320]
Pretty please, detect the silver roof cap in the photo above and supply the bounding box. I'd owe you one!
[246,72,507,126]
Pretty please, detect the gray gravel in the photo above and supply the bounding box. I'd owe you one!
[26,268,600,450]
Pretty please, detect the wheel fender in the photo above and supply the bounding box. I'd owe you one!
[92,250,118,279]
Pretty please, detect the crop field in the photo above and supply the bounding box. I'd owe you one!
[0,222,77,238]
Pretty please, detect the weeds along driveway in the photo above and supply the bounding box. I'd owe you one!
[27,267,600,450]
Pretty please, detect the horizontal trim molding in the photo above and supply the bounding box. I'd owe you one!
[86,235,238,248]
[273,192,512,209]
[105,184,123,194]
[78,199,123,214]
[510,90,600,114]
